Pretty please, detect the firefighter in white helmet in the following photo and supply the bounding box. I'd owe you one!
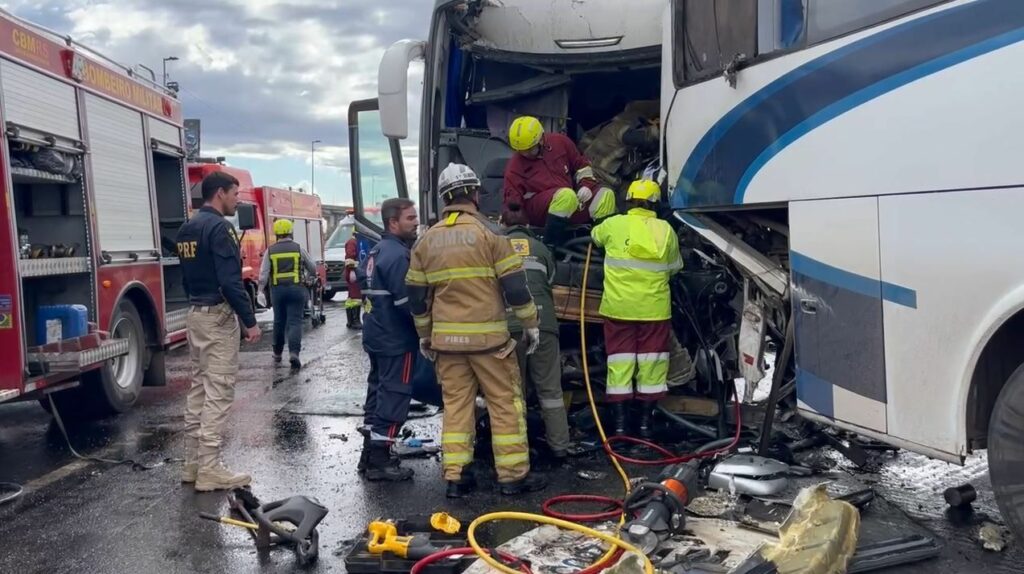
[406,163,548,498]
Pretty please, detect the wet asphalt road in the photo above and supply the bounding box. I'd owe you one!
[0,299,1021,573]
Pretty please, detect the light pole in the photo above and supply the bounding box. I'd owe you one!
[162,56,179,87]
[310,139,322,194]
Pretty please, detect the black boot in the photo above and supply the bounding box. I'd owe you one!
[345,307,354,328]
[351,308,362,330]
[500,472,548,495]
[365,442,413,482]
[637,402,655,440]
[609,402,628,436]
[289,353,301,370]
[446,476,476,499]
[357,435,370,474]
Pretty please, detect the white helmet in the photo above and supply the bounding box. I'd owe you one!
[437,163,480,204]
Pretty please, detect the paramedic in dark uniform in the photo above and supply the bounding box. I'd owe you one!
[259,218,317,370]
[175,171,261,492]
[357,197,421,481]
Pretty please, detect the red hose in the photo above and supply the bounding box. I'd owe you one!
[602,392,743,466]
[410,547,532,574]
[541,495,624,522]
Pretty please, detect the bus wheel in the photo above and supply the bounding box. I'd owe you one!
[83,299,147,414]
[989,362,1024,545]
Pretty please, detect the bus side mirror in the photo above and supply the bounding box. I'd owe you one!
[236,203,257,231]
[378,39,426,139]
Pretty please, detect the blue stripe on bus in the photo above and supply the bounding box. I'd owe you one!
[673,0,1024,208]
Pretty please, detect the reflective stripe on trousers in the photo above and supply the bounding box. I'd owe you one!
[436,351,530,482]
[547,188,578,218]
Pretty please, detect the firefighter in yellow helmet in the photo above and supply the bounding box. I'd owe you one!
[260,218,317,370]
[591,180,683,439]
[407,163,548,498]
[503,116,617,244]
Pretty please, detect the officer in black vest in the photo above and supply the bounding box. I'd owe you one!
[259,219,317,370]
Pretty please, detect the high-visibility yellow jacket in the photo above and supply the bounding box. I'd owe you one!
[407,203,539,353]
[591,207,683,321]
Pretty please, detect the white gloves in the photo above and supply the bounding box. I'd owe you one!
[525,328,541,355]
[419,337,436,361]
[576,186,594,205]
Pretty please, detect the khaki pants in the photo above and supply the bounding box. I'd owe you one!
[512,330,571,455]
[436,348,530,483]
[184,303,240,468]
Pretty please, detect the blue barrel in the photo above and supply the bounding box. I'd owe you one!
[36,304,89,345]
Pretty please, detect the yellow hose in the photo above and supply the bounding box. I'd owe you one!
[467,512,654,574]
[466,244,649,574]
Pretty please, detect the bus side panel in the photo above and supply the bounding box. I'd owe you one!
[879,188,1024,457]
[790,198,888,434]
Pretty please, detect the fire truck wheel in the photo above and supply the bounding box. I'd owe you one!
[989,362,1024,546]
[83,299,147,414]
[324,289,337,301]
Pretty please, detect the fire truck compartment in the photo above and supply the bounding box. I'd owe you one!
[153,152,189,318]
[11,156,96,349]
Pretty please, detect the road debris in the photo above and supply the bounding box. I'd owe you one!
[944,483,977,508]
[577,470,608,481]
[328,433,349,441]
[979,522,1012,552]
[731,484,860,574]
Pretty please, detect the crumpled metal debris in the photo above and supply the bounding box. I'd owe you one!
[730,484,860,574]
[978,522,1011,552]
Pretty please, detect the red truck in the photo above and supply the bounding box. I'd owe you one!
[0,12,190,415]
[187,161,327,313]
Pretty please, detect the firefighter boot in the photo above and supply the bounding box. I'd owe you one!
[358,435,370,475]
[195,449,252,492]
[610,402,628,436]
[637,402,656,440]
[181,436,199,483]
[351,308,363,330]
[345,307,354,328]
[500,472,549,495]
[365,443,413,482]
[446,477,476,499]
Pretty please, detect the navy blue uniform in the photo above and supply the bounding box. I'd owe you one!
[359,233,431,442]
[176,206,256,329]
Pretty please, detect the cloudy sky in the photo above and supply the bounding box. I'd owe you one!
[2,0,432,207]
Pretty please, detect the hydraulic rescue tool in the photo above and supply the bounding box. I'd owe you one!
[200,488,328,566]
[623,460,701,554]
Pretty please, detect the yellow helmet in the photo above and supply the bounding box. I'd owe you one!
[626,179,661,203]
[273,218,294,236]
[508,116,544,152]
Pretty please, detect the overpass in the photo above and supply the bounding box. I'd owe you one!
[322,204,353,237]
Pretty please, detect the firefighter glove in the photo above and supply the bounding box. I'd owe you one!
[419,337,437,361]
[576,186,594,206]
[525,328,541,356]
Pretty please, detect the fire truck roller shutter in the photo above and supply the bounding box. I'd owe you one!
[308,220,324,262]
[147,117,181,148]
[85,94,157,253]
[0,60,80,140]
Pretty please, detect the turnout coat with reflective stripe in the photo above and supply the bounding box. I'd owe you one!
[591,207,683,321]
[407,203,539,353]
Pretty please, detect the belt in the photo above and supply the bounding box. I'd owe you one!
[190,303,229,313]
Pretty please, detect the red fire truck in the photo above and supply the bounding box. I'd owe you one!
[187,161,327,313]
[0,12,188,416]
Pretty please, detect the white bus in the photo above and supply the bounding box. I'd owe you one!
[354,0,1024,540]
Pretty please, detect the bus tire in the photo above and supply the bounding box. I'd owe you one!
[988,362,1024,545]
[82,298,147,415]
